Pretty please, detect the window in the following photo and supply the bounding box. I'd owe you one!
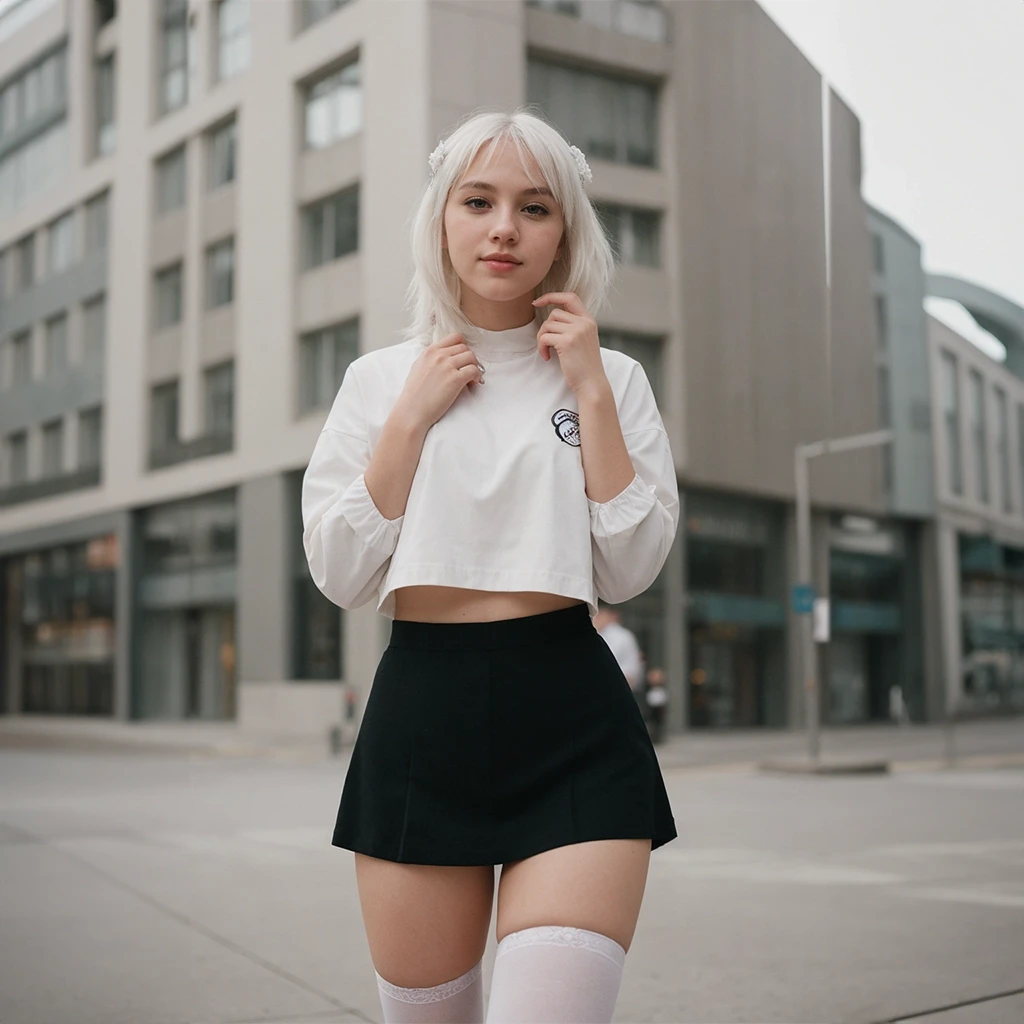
[207,117,236,189]
[968,369,988,503]
[302,0,349,29]
[155,145,186,214]
[83,295,107,362]
[204,360,234,436]
[1018,405,1024,516]
[304,61,362,149]
[874,295,887,348]
[47,212,76,275]
[95,55,116,156]
[205,239,235,308]
[141,489,236,573]
[302,186,359,269]
[95,0,117,29]
[84,192,109,252]
[44,314,68,375]
[78,407,103,470]
[11,331,32,387]
[160,0,192,115]
[594,202,661,267]
[995,389,1011,513]
[299,319,359,412]
[940,352,962,496]
[42,419,64,477]
[16,234,35,290]
[600,329,664,402]
[7,431,28,485]
[154,263,183,329]
[527,0,668,43]
[150,380,180,451]
[528,59,658,167]
[216,0,250,82]
[878,364,893,495]
[872,233,885,273]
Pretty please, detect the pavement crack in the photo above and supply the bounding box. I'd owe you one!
[870,984,1024,1022]
[9,821,377,1024]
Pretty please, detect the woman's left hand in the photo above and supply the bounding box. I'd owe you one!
[532,292,609,399]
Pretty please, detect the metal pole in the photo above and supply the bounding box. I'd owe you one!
[794,445,820,764]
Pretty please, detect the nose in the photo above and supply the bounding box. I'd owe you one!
[489,204,518,244]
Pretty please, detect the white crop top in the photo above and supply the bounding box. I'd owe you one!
[302,315,680,619]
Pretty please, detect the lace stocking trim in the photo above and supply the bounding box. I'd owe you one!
[375,959,482,1004]
[495,925,626,968]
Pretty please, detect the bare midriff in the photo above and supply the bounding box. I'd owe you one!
[393,586,585,624]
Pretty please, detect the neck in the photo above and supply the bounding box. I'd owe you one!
[460,292,537,332]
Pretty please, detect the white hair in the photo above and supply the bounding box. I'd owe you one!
[403,107,615,344]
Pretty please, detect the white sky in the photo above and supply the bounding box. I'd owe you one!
[756,0,1024,320]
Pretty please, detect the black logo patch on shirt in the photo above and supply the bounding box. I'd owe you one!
[552,409,581,447]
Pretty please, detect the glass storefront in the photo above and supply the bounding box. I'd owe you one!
[959,536,1024,712]
[135,490,237,719]
[3,535,118,715]
[826,521,905,725]
[685,493,787,728]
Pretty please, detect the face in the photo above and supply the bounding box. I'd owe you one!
[443,141,565,323]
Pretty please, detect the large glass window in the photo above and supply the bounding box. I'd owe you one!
[47,211,76,275]
[155,145,186,214]
[204,360,234,437]
[15,234,35,290]
[11,330,33,386]
[301,0,349,29]
[206,117,236,189]
[600,329,664,403]
[304,61,362,149]
[84,191,109,252]
[528,59,658,167]
[968,368,988,503]
[940,351,962,496]
[83,294,107,362]
[150,380,180,451]
[878,363,893,495]
[874,294,888,348]
[7,431,28,485]
[594,202,661,267]
[78,407,103,470]
[42,418,64,477]
[527,0,668,43]
[160,0,192,115]
[290,471,342,679]
[205,238,235,308]
[995,388,1011,513]
[216,0,250,81]
[44,313,68,374]
[1018,404,1024,515]
[140,489,236,573]
[94,55,116,156]
[154,262,183,329]
[299,318,359,412]
[302,186,359,269]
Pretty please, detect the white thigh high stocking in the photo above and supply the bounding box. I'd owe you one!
[375,960,484,1023]
[485,925,626,1023]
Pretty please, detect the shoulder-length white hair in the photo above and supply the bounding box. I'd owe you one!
[403,107,615,344]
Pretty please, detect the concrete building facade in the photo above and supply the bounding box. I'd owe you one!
[1,0,906,735]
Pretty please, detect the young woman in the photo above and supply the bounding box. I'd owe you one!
[302,109,679,1024]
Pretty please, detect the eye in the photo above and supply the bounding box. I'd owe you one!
[524,203,550,216]
[465,197,490,210]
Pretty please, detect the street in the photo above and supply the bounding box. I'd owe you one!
[0,726,1022,1024]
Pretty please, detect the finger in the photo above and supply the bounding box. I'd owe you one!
[532,291,586,316]
[450,350,484,370]
[436,332,467,348]
[544,308,575,323]
[458,361,485,385]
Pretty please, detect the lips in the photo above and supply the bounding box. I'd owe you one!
[481,254,521,264]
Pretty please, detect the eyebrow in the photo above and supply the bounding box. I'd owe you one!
[456,180,555,199]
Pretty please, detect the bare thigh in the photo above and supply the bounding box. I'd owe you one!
[354,853,495,988]
[495,839,651,953]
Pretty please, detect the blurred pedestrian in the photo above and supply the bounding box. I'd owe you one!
[302,109,679,1024]
[593,604,647,721]
[645,666,669,743]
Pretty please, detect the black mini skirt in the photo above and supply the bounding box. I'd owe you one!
[332,602,678,866]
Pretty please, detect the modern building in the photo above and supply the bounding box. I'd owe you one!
[1,0,900,735]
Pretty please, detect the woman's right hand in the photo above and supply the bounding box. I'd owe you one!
[395,332,484,430]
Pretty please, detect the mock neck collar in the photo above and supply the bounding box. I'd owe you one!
[463,314,540,355]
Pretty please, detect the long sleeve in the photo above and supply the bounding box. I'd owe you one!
[589,359,680,605]
[301,363,403,610]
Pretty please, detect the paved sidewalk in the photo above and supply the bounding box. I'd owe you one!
[1,710,1020,772]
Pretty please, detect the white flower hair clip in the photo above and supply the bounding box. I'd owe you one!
[426,137,593,185]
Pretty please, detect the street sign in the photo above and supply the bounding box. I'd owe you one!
[791,583,815,615]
